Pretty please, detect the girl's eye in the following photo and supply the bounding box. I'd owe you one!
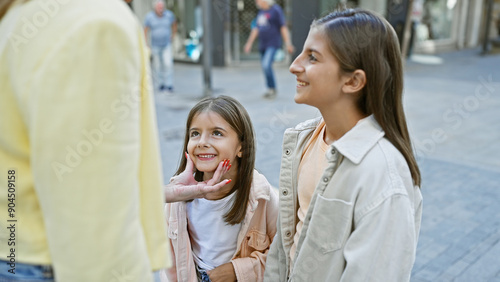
[213,130,223,137]
[190,131,199,138]
[308,53,317,62]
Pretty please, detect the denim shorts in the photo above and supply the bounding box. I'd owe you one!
[195,264,211,282]
[0,261,54,281]
[0,261,162,282]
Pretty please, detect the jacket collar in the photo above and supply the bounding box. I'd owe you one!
[332,115,385,165]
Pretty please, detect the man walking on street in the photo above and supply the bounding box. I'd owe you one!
[145,0,177,94]
[244,0,294,100]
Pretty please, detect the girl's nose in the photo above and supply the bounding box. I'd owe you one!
[196,134,210,148]
[289,55,304,75]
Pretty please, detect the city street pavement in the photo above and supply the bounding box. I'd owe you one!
[154,47,500,281]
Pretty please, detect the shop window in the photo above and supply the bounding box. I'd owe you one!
[413,0,457,42]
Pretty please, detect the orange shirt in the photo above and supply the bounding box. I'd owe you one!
[289,120,329,266]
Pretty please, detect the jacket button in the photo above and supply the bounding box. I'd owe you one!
[323,177,329,182]
[285,231,292,237]
[285,149,291,155]
[282,189,288,196]
[331,148,336,154]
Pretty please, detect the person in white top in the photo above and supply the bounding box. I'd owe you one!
[162,96,278,282]
[187,188,241,271]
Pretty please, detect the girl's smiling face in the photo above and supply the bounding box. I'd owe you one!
[289,27,351,110]
[187,110,242,181]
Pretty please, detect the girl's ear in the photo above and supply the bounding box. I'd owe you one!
[342,69,366,95]
[237,144,243,158]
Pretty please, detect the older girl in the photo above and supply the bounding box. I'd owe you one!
[264,9,422,281]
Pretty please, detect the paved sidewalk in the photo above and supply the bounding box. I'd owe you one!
[154,47,500,281]
[405,49,500,281]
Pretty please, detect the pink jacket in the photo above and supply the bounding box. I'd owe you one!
[161,170,279,282]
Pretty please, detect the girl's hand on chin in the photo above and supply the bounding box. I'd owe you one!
[164,153,232,203]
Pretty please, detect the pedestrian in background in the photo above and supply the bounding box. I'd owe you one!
[144,0,177,94]
[0,0,169,281]
[162,96,278,282]
[264,9,422,281]
[407,0,424,57]
[244,0,294,100]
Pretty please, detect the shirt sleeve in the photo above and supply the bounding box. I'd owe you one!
[144,13,151,28]
[275,5,286,27]
[232,188,279,282]
[168,10,176,23]
[251,17,257,29]
[27,15,160,282]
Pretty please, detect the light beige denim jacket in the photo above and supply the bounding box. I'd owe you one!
[162,170,279,282]
[264,116,423,282]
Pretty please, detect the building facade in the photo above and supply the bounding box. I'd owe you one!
[131,0,498,66]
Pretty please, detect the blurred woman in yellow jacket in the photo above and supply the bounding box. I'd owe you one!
[0,0,170,280]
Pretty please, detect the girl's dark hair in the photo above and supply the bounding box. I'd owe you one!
[312,9,421,187]
[175,95,255,225]
[0,0,26,20]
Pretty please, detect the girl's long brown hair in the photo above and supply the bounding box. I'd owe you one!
[175,96,255,225]
[0,0,22,20]
[313,9,421,187]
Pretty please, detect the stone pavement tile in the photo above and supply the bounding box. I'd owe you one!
[412,157,500,281]
[425,245,469,273]
[437,259,471,279]
[470,207,500,226]
[436,272,460,282]
[461,228,500,264]
[412,264,444,281]
[410,278,432,282]
[455,231,500,281]
[413,235,434,257]
[414,241,448,268]
[404,50,500,173]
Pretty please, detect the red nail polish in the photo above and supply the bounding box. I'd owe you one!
[226,179,232,184]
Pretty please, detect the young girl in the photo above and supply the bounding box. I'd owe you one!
[162,96,278,282]
[264,9,423,281]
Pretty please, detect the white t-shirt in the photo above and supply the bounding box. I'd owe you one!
[186,191,242,270]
